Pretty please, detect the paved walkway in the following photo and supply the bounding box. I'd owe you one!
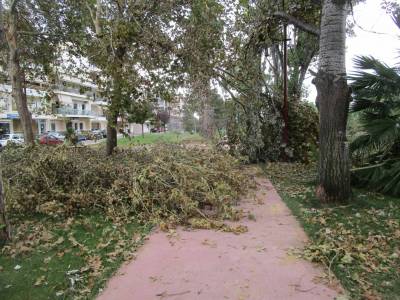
[98,177,341,300]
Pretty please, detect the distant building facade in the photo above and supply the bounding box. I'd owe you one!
[0,75,107,135]
[0,75,183,136]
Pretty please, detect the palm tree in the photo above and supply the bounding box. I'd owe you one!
[315,0,351,202]
[349,12,400,195]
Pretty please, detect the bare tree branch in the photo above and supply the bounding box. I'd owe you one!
[10,0,19,12]
[273,11,320,36]
[17,30,63,37]
[85,0,102,36]
[215,77,246,111]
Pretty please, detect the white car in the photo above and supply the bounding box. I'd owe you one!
[47,132,65,141]
[0,133,24,148]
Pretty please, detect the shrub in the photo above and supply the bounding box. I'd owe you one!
[227,100,318,163]
[287,102,319,163]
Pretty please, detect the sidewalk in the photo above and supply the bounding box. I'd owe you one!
[97,176,341,300]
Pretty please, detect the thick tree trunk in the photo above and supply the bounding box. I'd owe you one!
[315,73,351,202]
[5,10,35,145]
[315,0,351,202]
[0,163,11,241]
[106,110,118,156]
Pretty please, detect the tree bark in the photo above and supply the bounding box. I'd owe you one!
[141,123,144,138]
[105,43,126,155]
[201,101,214,139]
[315,0,351,202]
[194,79,214,139]
[0,162,11,241]
[4,7,35,145]
[106,110,118,156]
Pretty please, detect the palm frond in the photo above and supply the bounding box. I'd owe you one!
[350,97,387,113]
[352,159,400,196]
[349,48,400,196]
[350,56,400,100]
[350,133,372,153]
[392,9,400,30]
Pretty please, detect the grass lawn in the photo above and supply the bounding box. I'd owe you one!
[263,163,400,300]
[117,132,204,147]
[0,214,151,300]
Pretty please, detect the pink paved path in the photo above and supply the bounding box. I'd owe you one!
[98,177,341,300]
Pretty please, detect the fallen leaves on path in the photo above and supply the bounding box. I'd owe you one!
[265,162,400,300]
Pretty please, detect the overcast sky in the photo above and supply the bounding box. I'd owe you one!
[306,0,400,101]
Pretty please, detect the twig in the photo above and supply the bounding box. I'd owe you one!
[156,290,191,298]
[328,251,339,283]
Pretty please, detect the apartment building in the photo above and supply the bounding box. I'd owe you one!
[0,75,108,135]
[0,74,184,136]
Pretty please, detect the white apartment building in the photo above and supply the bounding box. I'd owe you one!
[0,75,184,136]
[0,75,108,135]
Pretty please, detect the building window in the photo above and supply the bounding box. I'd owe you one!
[73,103,78,110]
[79,123,83,130]
[82,104,85,111]
[74,123,78,130]
[51,122,56,132]
[39,120,46,134]
[0,122,10,135]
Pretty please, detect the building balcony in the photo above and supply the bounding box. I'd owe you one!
[56,107,103,118]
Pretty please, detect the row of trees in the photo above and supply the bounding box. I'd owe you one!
[1,0,398,211]
[179,0,349,202]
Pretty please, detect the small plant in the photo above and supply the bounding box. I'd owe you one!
[65,127,78,146]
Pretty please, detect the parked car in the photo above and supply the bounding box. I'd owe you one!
[0,133,24,148]
[47,131,65,141]
[39,132,64,145]
[90,129,106,140]
[150,127,161,133]
[76,133,87,143]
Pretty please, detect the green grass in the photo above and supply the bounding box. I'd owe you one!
[263,163,400,300]
[0,214,152,300]
[117,132,204,147]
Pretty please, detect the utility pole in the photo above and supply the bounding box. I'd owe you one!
[282,0,289,156]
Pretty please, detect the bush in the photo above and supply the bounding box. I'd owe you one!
[287,102,319,163]
[227,100,318,163]
[1,144,250,226]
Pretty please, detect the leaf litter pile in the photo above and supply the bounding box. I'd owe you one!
[0,144,252,299]
[264,163,400,300]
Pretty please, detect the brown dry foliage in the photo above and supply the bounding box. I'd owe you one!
[1,144,251,226]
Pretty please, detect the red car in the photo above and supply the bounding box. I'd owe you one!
[39,133,64,145]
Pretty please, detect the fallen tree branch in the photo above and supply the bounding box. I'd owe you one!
[273,11,320,36]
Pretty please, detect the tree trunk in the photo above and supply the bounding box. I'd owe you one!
[106,111,118,156]
[105,44,126,156]
[0,163,11,241]
[5,9,35,145]
[315,0,351,202]
[201,102,214,139]
[197,80,214,139]
[141,123,144,138]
